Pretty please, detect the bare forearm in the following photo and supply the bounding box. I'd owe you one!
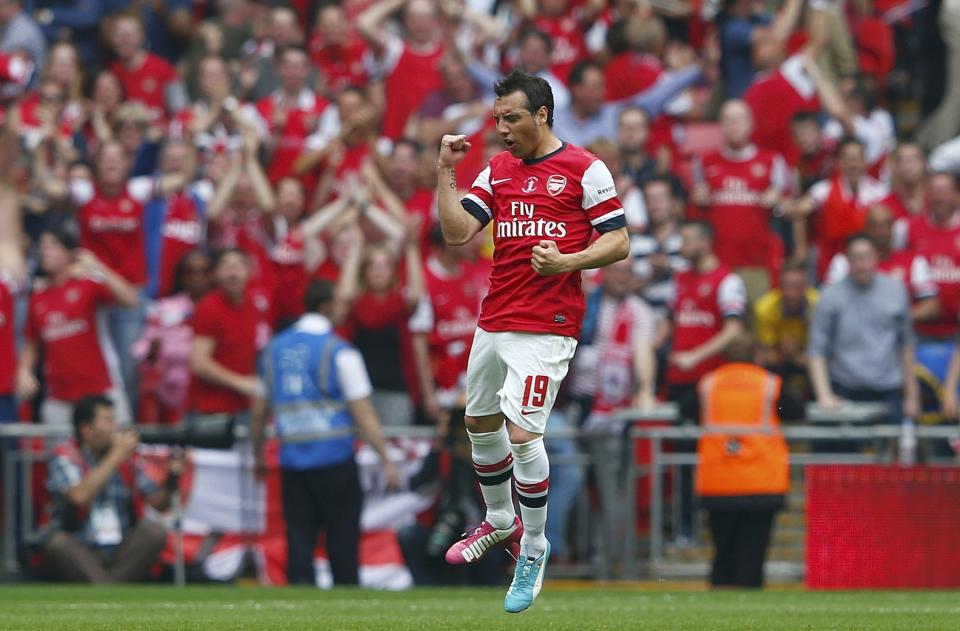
[808,356,834,400]
[349,398,392,464]
[411,334,436,404]
[192,356,250,393]
[250,396,269,459]
[562,228,630,272]
[634,340,656,397]
[436,166,481,246]
[945,348,960,395]
[67,453,124,506]
[689,319,743,364]
[98,265,138,307]
[902,346,918,395]
[911,297,939,323]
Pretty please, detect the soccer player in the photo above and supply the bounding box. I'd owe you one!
[435,70,629,613]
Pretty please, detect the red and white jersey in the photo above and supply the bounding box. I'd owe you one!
[269,229,308,326]
[901,212,960,338]
[604,53,662,102]
[696,145,788,268]
[309,37,368,94]
[419,256,484,392]
[0,273,19,396]
[244,89,338,186]
[18,92,82,147]
[462,143,626,338]
[532,14,589,83]
[156,184,211,298]
[24,278,116,402]
[826,250,938,302]
[744,54,820,159]
[109,54,179,118]
[71,177,155,286]
[366,35,444,140]
[667,265,746,385]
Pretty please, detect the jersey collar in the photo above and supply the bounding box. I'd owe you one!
[523,141,568,166]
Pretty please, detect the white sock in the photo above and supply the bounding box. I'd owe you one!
[468,426,516,529]
[511,437,550,558]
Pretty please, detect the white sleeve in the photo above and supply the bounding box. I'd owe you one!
[910,255,938,298]
[581,160,619,211]
[407,295,434,334]
[335,347,374,401]
[69,178,95,206]
[241,103,270,140]
[304,104,341,152]
[852,111,895,166]
[718,273,747,317]
[191,179,214,204]
[928,135,960,174]
[825,253,849,285]
[808,180,831,208]
[364,34,404,79]
[779,54,816,100]
[770,154,789,193]
[621,187,648,231]
[127,176,156,203]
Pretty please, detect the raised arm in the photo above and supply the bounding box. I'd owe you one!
[436,134,484,246]
[357,0,408,54]
[332,225,365,324]
[206,152,243,222]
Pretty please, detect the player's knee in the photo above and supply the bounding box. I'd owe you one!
[464,414,502,434]
[507,423,541,445]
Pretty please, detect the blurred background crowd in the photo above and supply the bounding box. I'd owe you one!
[0,0,959,586]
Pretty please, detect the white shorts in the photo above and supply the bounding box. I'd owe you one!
[465,328,578,434]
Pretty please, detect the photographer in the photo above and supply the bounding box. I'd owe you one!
[43,395,184,583]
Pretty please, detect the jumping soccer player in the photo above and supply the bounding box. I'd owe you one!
[436,70,629,613]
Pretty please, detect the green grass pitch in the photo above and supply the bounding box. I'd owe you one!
[1,584,959,630]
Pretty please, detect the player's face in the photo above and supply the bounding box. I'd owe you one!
[865,207,893,247]
[39,233,71,276]
[894,145,926,185]
[493,91,546,159]
[216,252,250,297]
[847,240,878,285]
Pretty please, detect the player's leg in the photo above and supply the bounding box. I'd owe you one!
[499,332,577,613]
[445,329,521,565]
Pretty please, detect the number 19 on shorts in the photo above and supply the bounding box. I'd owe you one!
[522,375,549,408]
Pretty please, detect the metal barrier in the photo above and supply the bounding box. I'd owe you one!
[2,403,957,583]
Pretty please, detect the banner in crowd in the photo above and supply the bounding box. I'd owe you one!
[145,439,435,588]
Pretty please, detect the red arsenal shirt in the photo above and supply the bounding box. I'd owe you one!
[462,143,626,338]
[422,256,484,390]
[109,54,179,117]
[903,212,960,338]
[188,287,273,414]
[25,278,116,402]
[0,274,17,395]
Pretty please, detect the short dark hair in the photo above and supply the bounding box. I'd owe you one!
[567,59,604,88]
[304,279,335,312]
[845,231,875,251]
[520,28,552,54]
[494,70,555,127]
[73,394,114,441]
[41,222,79,251]
[171,249,212,295]
[682,218,715,242]
[791,111,818,126]
[212,247,249,268]
[837,136,864,155]
[392,137,423,156]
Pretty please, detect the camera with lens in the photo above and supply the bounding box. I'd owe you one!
[137,414,236,449]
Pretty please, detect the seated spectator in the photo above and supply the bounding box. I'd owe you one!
[335,218,428,426]
[133,250,213,426]
[826,204,939,326]
[17,225,138,428]
[107,12,188,120]
[808,233,919,425]
[754,260,819,402]
[630,177,686,320]
[43,395,183,583]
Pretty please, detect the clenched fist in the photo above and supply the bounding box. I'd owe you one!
[531,240,571,276]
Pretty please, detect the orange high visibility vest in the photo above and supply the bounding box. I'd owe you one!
[694,363,790,498]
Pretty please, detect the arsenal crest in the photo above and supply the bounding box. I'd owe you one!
[547,175,567,196]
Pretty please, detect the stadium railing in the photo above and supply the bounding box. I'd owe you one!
[2,405,957,584]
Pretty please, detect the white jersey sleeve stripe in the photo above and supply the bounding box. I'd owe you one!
[590,208,626,226]
[463,193,492,218]
[471,165,493,196]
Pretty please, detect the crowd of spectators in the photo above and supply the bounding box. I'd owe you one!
[0,0,959,582]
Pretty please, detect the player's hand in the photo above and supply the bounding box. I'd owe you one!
[943,389,959,420]
[669,351,699,373]
[15,368,39,401]
[531,240,571,276]
[110,429,140,462]
[237,376,265,398]
[383,460,402,492]
[438,134,471,168]
[817,392,843,410]
[69,249,102,279]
